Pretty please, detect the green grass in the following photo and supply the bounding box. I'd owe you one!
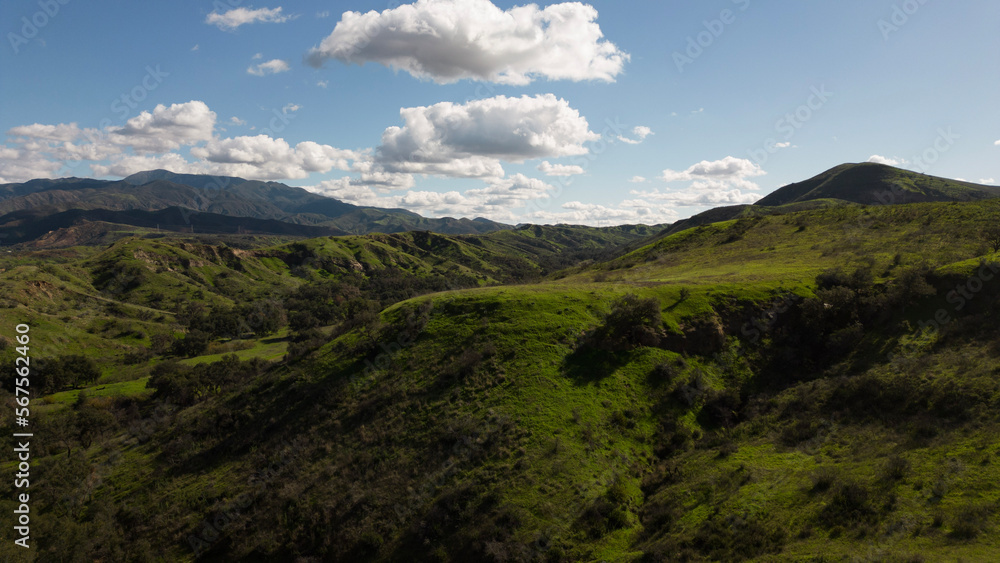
[39,376,151,408]
[7,200,1000,560]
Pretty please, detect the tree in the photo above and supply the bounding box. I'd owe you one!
[76,406,116,449]
[62,355,101,388]
[983,225,1000,253]
[592,294,663,350]
[172,330,210,357]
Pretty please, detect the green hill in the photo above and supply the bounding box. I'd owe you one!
[756,162,1000,207]
[4,184,1000,560]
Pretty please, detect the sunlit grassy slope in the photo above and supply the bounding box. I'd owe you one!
[3,200,1000,561]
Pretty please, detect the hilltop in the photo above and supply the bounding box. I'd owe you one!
[756,162,1000,207]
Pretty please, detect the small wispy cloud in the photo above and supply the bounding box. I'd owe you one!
[252,52,263,60]
[867,155,906,166]
[229,116,246,126]
[617,126,653,145]
[537,161,584,176]
[629,176,648,183]
[206,7,293,31]
[247,59,290,76]
[282,103,301,113]
[191,44,200,52]
[981,178,996,185]
[317,80,328,89]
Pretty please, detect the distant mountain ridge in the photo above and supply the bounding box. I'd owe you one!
[0,170,510,241]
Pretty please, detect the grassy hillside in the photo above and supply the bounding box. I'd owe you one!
[2,201,1000,560]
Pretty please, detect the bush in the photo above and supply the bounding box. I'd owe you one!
[880,455,911,482]
[949,504,993,540]
[590,294,663,351]
[820,481,876,527]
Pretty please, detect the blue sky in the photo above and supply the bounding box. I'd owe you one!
[1,0,997,226]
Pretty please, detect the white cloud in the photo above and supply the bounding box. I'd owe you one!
[774,141,792,149]
[526,200,678,226]
[867,155,906,166]
[307,178,385,206]
[7,122,82,142]
[0,100,364,184]
[980,178,996,185]
[621,156,769,212]
[252,52,263,60]
[629,176,647,183]
[206,7,292,31]
[108,100,217,153]
[90,153,205,178]
[316,10,330,19]
[282,103,301,113]
[191,44,200,52]
[189,135,360,180]
[306,0,628,85]
[617,125,653,145]
[629,187,762,206]
[994,140,1000,146]
[660,156,765,185]
[0,146,65,183]
[466,173,555,206]
[537,161,585,177]
[317,80,328,88]
[375,94,599,178]
[248,59,291,76]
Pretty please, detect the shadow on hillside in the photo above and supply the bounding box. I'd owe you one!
[562,346,629,384]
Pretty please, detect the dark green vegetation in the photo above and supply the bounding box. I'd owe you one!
[2,165,1000,561]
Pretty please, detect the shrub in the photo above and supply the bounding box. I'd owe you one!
[820,480,876,527]
[880,455,911,482]
[949,504,993,540]
[590,293,663,351]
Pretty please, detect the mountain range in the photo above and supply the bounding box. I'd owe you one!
[1,163,996,248]
[0,169,507,246]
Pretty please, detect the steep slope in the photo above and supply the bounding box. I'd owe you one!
[756,162,1000,207]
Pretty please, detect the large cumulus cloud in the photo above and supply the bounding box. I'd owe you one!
[306,0,628,85]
